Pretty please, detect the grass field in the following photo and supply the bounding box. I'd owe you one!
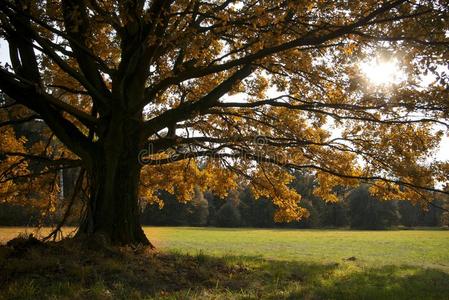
[147,227,449,269]
[1,227,449,299]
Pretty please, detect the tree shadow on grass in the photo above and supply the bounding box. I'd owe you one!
[0,239,448,299]
[288,264,449,300]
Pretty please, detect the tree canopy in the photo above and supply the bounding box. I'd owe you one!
[0,0,448,244]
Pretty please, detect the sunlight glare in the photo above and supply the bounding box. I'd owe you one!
[359,57,406,86]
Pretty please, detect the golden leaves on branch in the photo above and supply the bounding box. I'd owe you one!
[0,109,64,214]
[0,127,28,200]
[140,159,237,208]
[250,165,306,222]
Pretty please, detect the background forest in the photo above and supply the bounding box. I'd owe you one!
[141,175,449,229]
[2,168,447,229]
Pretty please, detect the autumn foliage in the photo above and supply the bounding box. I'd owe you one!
[0,0,448,244]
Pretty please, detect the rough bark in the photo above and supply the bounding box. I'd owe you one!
[77,114,151,246]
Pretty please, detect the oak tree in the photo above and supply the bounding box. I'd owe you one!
[1,0,448,245]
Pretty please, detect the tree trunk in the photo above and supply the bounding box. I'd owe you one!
[77,115,151,246]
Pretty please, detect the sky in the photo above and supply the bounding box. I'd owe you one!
[1,39,448,161]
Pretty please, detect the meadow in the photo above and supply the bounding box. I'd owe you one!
[1,227,449,299]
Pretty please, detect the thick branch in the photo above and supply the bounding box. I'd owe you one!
[0,114,40,128]
[0,69,94,164]
[143,0,407,106]
[143,64,254,137]
[61,0,111,111]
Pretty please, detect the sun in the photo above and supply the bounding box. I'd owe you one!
[359,57,406,86]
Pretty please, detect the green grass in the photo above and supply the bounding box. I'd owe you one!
[147,227,449,270]
[1,227,449,299]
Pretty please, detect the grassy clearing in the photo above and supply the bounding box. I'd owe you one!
[147,227,449,270]
[1,227,449,299]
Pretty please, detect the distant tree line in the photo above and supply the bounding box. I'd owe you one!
[1,172,447,229]
[140,173,448,230]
